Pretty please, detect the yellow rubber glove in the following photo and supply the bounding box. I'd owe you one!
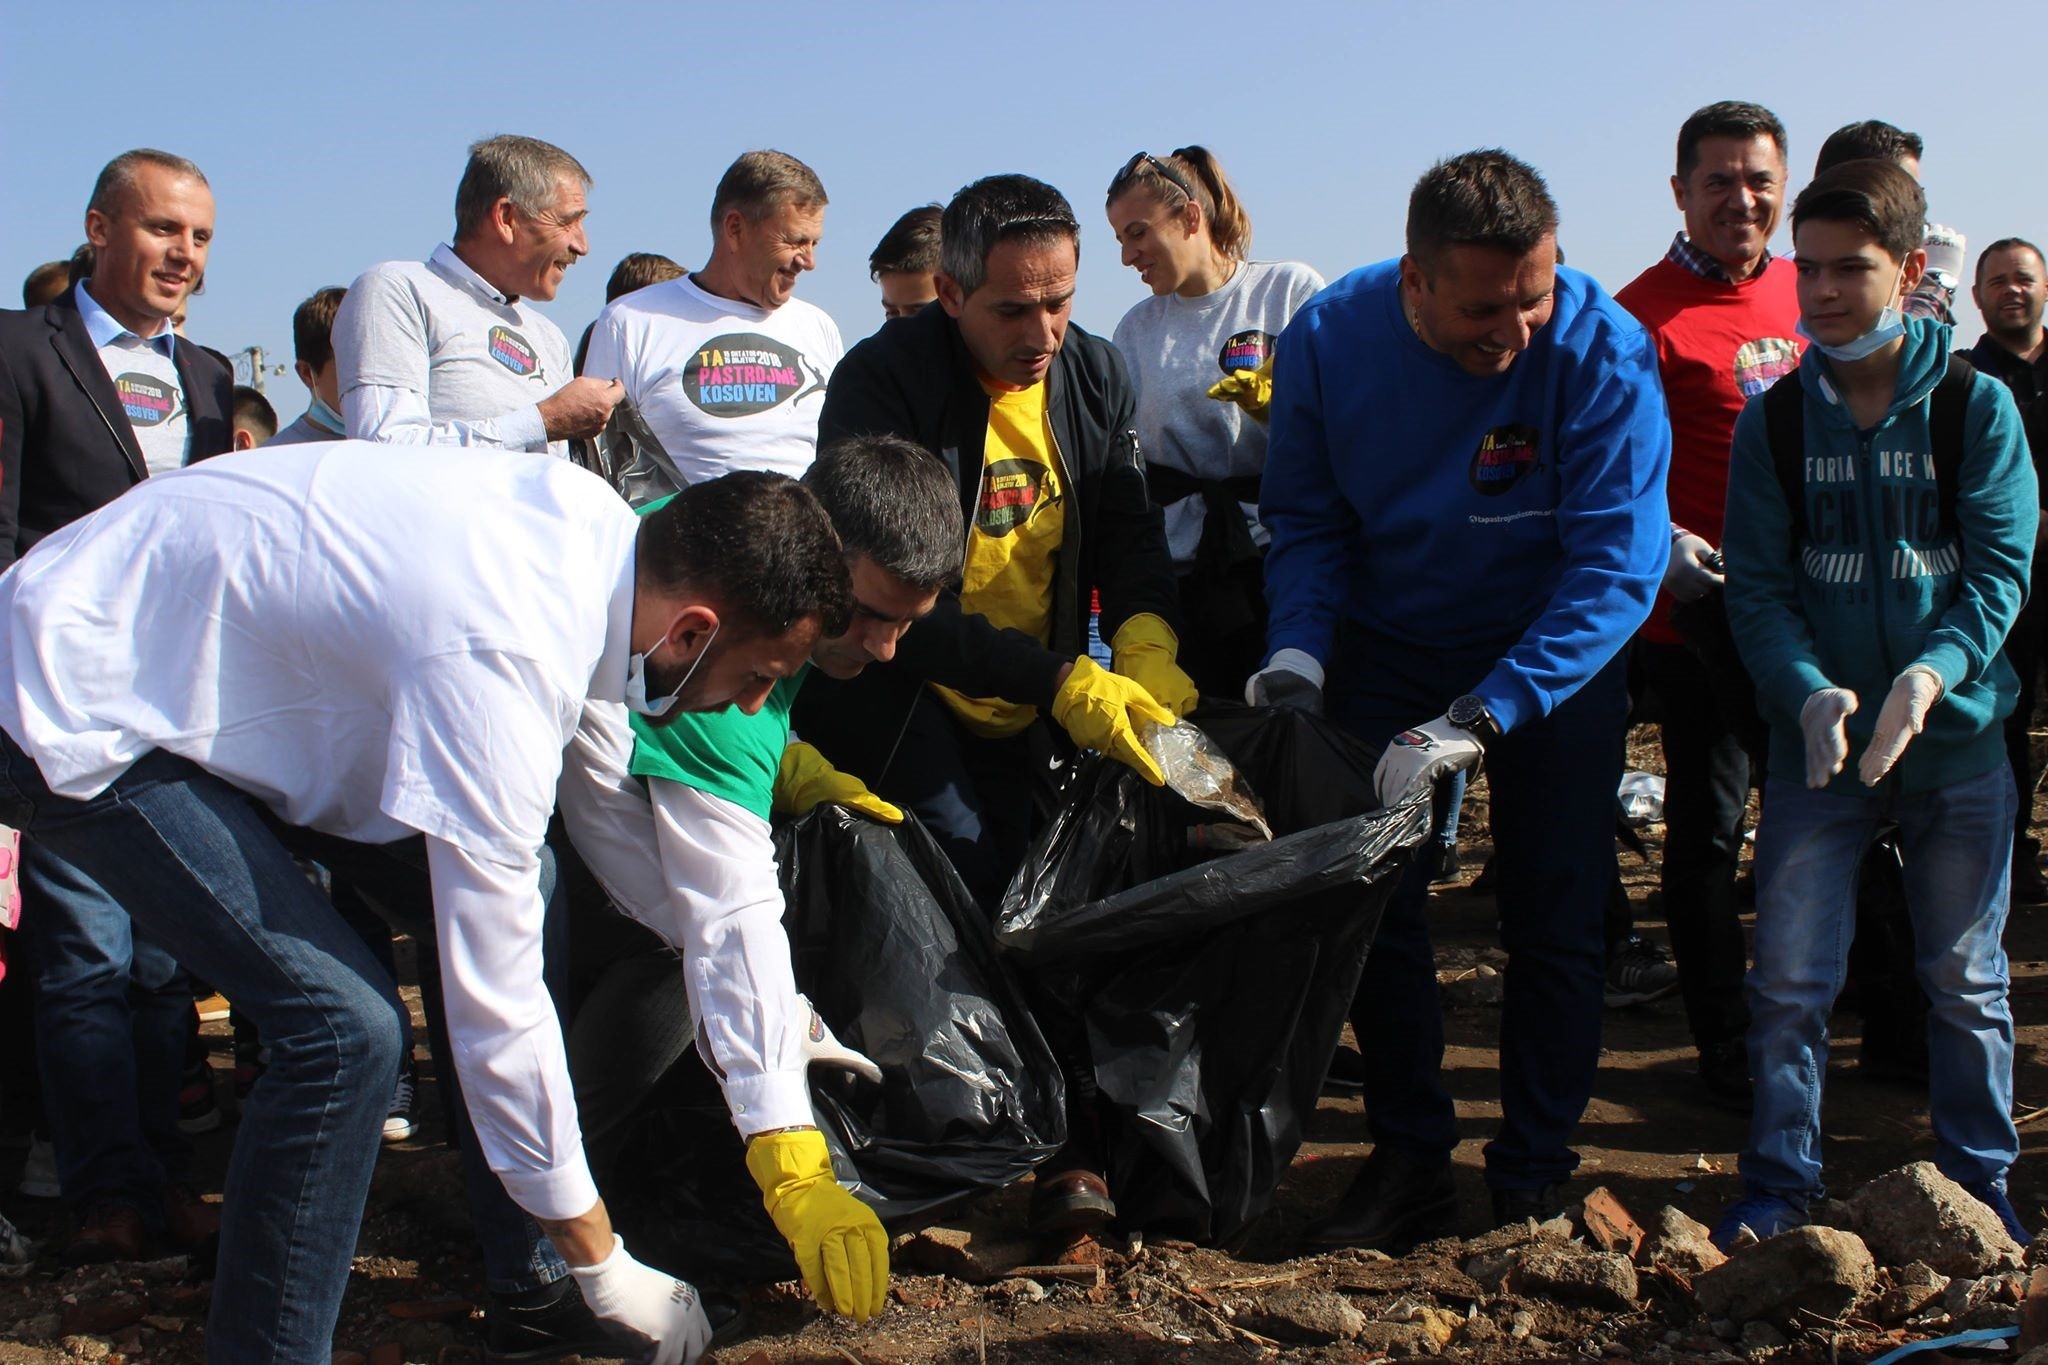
[745,1129,889,1321]
[1110,613,1199,718]
[1206,355,1274,422]
[772,742,903,823]
[1051,657,1174,786]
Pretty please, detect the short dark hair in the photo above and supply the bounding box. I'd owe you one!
[803,435,963,591]
[1405,149,1559,271]
[1976,237,2046,285]
[869,205,943,280]
[1814,121,1924,176]
[1675,101,1787,179]
[1791,159,1927,264]
[292,286,347,370]
[89,149,208,219]
[232,386,278,443]
[67,244,94,286]
[22,260,69,307]
[636,471,851,639]
[709,150,827,231]
[940,175,1080,297]
[604,252,684,303]
[454,135,590,240]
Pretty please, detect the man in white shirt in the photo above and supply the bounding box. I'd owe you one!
[334,135,622,456]
[584,150,842,497]
[0,447,860,1364]
[268,286,348,445]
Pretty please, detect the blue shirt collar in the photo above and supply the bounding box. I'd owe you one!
[75,281,178,359]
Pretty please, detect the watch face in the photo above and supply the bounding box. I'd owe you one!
[1448,696,1484,728]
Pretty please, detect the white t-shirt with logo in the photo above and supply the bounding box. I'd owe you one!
[582,275,842,485]
[95,333,188,478]
[334,244,573,458]
[1112,259,1324,564]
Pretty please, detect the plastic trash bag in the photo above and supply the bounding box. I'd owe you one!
[997,704,1430,1244]
[606,807,1066,1283]
[1618,771,1666,825]
[1140,719,1273,840]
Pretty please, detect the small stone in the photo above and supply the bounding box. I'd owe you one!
[62,1293,146,1336]
[1510,1310,1536,1341]
[143,1316,187,1335]
[58,1338,112,1363]
[900,1225,1033,1284]
[1576,1187,1646,1259]
[1846,1162,2023,1277]
[2022,1266,2048,1349]
[1506,1244,1640,1310]
[1693,1226,1876,1327]
[1643,1205,1727,1276]
[1457,1314,1502,1345]
[985,1278,1044,1302]
[1711,1319,1740,1340]
[1242,1288,1365,1344]
[1739,1321,1788,1351]
[2017,1347,2048,1365]
[1872,1260,1950,1323]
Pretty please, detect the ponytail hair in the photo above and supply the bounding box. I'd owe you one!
[1105,144,1253,260]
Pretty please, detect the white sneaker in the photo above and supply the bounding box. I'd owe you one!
[0,1209,31,1275]
[382,1068,416,1144]
[17,1134,58,1200]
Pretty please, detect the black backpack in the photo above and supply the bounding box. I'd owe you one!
[1766,352,1977,543]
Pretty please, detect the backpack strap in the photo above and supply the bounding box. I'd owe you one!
[1930,352,1975,536]
[1764,370,1807,545]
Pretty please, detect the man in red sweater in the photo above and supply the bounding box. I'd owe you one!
[1615,101,1802,1107]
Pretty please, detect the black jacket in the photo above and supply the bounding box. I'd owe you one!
[0,285,234,568]
[816,304,1176,709]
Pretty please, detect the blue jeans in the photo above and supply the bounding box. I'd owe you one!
[0,739,403,1364]
[1329,626,1627,1189]
[18,839,191,1212]
[1743,767,2018,1203]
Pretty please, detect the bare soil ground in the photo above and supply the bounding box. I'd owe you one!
[3,725,2046,1363]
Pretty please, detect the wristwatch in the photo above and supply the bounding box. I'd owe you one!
[1446,694,1500,746]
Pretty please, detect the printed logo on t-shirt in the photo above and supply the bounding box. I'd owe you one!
[114,372,180,427]
[682,332,826,418]
[974,457,1060,537]
[1734,337,1800,398]
[488,325,541,378]
[1468,424,1540,496]
[1218,329,1278,374]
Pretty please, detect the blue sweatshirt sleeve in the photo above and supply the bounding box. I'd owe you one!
[1259,306,1361,666]
[1912,377,2036,691]
[1472,326,1671,732]
[1722,397,1836,720]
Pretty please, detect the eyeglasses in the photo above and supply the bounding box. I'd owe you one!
[1111,151,1197,204]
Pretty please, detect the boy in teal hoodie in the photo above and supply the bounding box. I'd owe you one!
[1717,159,2036,1247]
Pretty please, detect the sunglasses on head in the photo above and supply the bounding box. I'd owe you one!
[1112,151,1197,204]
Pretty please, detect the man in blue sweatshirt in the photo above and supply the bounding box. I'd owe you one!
[1715,159,2035,1248]
[1253,149,1671,1249]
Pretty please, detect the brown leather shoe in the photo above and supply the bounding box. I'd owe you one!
[162,1185,221,1251]
[1028,1168,1117,1234]
[65,1200,145,1265]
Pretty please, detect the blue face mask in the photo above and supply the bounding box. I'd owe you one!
[1797,307,1906,363]
[307,394,345,435]
[624,620,718,718]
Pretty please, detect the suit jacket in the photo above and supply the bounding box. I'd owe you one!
[0,285,234,568]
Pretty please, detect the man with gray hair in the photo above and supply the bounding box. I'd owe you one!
[584,150,842,493]
[334,134,621,455]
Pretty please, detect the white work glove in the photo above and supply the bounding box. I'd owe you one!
[1921,223,1967,288]
[1858,666,1943,786]
[1245,647,1325,713]
[797,993,883,1084]
[1373,715,1485,808]
[1664,532,1724,603]
[1799,688,1859,789]
[568,1235,714,1365]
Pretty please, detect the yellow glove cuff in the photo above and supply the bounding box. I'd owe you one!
[1110,612,1179,660]
[745,1127,833,1204]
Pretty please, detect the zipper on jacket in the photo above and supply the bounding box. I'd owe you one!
[1854,425,1900,684]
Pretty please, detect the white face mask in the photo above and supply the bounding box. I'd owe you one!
[624,620,718,718]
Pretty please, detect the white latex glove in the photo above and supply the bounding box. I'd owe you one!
[1858,666,1943,786]
[1664,532,1724,603]
[1921,223,1967,286]
[569,1235,713,1365]
[1799,688,1859,789]
[1245,647,1325,713]
[1373,714,1485,808]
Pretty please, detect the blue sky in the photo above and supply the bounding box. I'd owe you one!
[4,1,2042,404]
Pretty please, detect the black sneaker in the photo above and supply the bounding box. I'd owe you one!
[1301,1145,1458,1253]
[176,1059,222,1135]
[1490,1183,1565,1228]
[1425,843,1462,885]
[1603,936,1678,1008]
[1321,1044,1366,1096]
[2014,838,2048,906]
[1699,1038,1752,1110]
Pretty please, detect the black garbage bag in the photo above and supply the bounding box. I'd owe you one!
[996,703,1429,1245]
[606,807,1066,1283]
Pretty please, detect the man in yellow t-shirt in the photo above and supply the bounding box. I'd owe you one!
[802,174,1195,1236]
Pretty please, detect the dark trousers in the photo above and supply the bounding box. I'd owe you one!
[1330,627,1627,1189]
[2003,592,2043,848]
[1637,640,1753,1052]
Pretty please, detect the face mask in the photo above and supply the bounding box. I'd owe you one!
[307,394,345,435]
[1797,264,1909,363]
[624,620,718,718]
